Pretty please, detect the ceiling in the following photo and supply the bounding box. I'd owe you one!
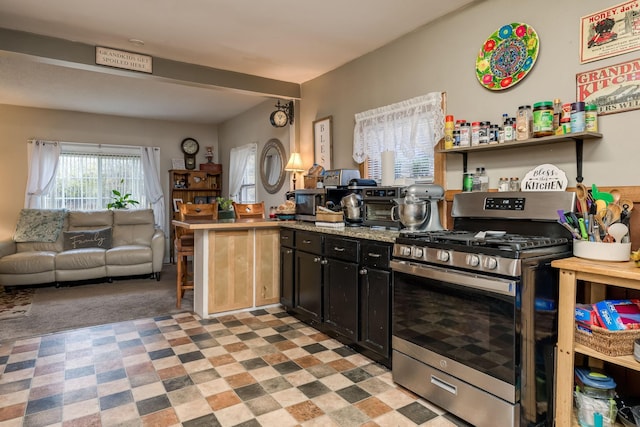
[0,0,476,124]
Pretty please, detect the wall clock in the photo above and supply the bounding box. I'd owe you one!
[181,138,199,170]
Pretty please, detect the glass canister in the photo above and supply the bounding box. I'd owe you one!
[498,177,510,192]
[532,101,554,137]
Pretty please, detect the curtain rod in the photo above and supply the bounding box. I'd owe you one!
[27,139,160,151]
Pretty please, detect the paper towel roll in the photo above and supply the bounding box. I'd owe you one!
[381,151,395,186]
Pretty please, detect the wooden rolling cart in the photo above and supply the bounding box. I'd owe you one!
[551,257,640,426]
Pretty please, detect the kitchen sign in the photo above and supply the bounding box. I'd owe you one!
[96,47,152,74]
[521,164,568,192]
[580,1,640,64]
[576,57,640,115]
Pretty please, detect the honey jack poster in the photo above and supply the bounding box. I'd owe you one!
[580,0,640,63]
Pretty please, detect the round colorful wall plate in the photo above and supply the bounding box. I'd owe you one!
[476,23,539,90]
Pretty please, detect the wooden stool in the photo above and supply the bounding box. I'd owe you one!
[175,202,218,308]
[232,202,265,219]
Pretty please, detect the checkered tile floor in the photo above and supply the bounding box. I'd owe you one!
[0,307,471,426]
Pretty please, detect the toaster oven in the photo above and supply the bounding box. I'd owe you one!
[362,186,404,229]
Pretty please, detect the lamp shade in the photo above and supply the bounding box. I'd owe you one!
[285,153,304,172]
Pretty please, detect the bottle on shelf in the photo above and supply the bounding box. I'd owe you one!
[444,115,455,149]
[552,98,562,131]
[479,167,489,191]
[516,105,532,140]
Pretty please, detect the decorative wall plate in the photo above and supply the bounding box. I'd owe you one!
[476,23,539,90]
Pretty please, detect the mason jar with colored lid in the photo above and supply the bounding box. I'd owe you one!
[532,101,554,137]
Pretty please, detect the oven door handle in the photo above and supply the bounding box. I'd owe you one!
[390,260,516,297]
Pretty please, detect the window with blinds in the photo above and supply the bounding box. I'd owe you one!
[44,144,146,210]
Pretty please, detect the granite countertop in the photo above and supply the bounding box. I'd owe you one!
[280,221,399,243]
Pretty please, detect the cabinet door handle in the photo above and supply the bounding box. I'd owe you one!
[368,253,381,258]
[321,259,328,265]
[313,257,321,263]
[333,247,345,252]
[285,249,292,254]
[359,268,368,275]
[303,239,312,244]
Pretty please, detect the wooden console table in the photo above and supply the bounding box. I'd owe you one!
[551,257,640,426]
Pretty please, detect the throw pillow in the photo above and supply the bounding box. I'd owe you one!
[63,227,112,251]
[14,209,66,243]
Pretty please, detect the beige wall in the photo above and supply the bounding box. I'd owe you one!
[299,0,639,191]
[0,104,218,244]
[218,100,296,211]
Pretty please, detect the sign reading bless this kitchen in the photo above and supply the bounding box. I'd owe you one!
[95,47,152,73]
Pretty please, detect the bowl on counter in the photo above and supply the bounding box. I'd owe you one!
[275,211,296,221]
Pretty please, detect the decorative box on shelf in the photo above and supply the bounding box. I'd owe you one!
[199,163,222,173]
[304,175,323,189]
[187,171,210,189]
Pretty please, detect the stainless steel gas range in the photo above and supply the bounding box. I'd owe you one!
[390,191,576,427]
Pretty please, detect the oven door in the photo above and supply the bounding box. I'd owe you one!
[391,260,519,404]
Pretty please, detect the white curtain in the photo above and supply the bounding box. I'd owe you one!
[229,143,257,200]
[24,140,61,208]
[352,92,444,163]
[140,146,166,234]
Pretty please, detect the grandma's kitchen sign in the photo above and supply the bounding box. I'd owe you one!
[521,164,568,192]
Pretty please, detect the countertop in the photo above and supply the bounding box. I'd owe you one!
[172,218,280,230]
[280,221,399,243]
[172,218,400,243]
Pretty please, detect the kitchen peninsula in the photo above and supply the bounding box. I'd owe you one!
[172,218,281,318]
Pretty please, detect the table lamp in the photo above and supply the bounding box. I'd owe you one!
[285,153,304,190]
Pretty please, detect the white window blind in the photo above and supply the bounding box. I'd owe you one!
[353,92,444,184]
[44,143,147,210]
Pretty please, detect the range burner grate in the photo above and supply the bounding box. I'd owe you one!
[398,230,569,251]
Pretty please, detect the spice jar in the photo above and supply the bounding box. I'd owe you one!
[571,102,586,133]
[471,122,481,146]
[498,177,510,192]
[516,105,532,140]
[459,122,471,146]
[509,177,520,192]
[585,104,598,132]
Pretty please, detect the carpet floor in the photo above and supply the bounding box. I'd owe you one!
[0,263,191,342]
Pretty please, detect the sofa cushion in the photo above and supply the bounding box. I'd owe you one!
[63,227,112,251]
[13,209,66,243]
[112,209,155,246]
[106,245,152,265]
[68,210,113,230]
[0,251,56,274]
[56,248,106,270]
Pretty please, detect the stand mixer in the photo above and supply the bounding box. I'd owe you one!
[397,184,445,232]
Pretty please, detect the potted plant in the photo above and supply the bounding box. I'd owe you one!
[216,196,235,219]
[107,180,140,209]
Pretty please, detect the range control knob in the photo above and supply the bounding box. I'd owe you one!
[483,257,498,270]
[466,254,480,267]
[400,246,412,257]
[436,250,450,262]
[413,247,424,258]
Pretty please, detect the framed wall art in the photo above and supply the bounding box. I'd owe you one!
[313,116,332,170]
[580,2,640,64]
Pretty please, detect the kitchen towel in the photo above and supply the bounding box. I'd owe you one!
[381,151,395,186]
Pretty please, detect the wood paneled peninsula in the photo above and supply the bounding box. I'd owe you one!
[172,218,281,318]
[173,219,399,318]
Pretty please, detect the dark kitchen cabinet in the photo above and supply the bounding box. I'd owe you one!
[323,236,360,342]
[294,231,324,326]
[279,229,295,310]
[358,240,393,367]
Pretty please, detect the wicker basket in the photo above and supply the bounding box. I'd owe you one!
[575,323,640,356]
[316,211,343,222]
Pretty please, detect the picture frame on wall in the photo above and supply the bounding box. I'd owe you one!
[313,116,333,170]
[194,196,207,204]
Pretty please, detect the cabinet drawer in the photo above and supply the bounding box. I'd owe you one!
[361,241,391,269]
[280,229,295,248]
[295,231,323,254]
[325,236,359,262]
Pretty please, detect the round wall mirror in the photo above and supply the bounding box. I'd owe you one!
[260,138,286,194]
